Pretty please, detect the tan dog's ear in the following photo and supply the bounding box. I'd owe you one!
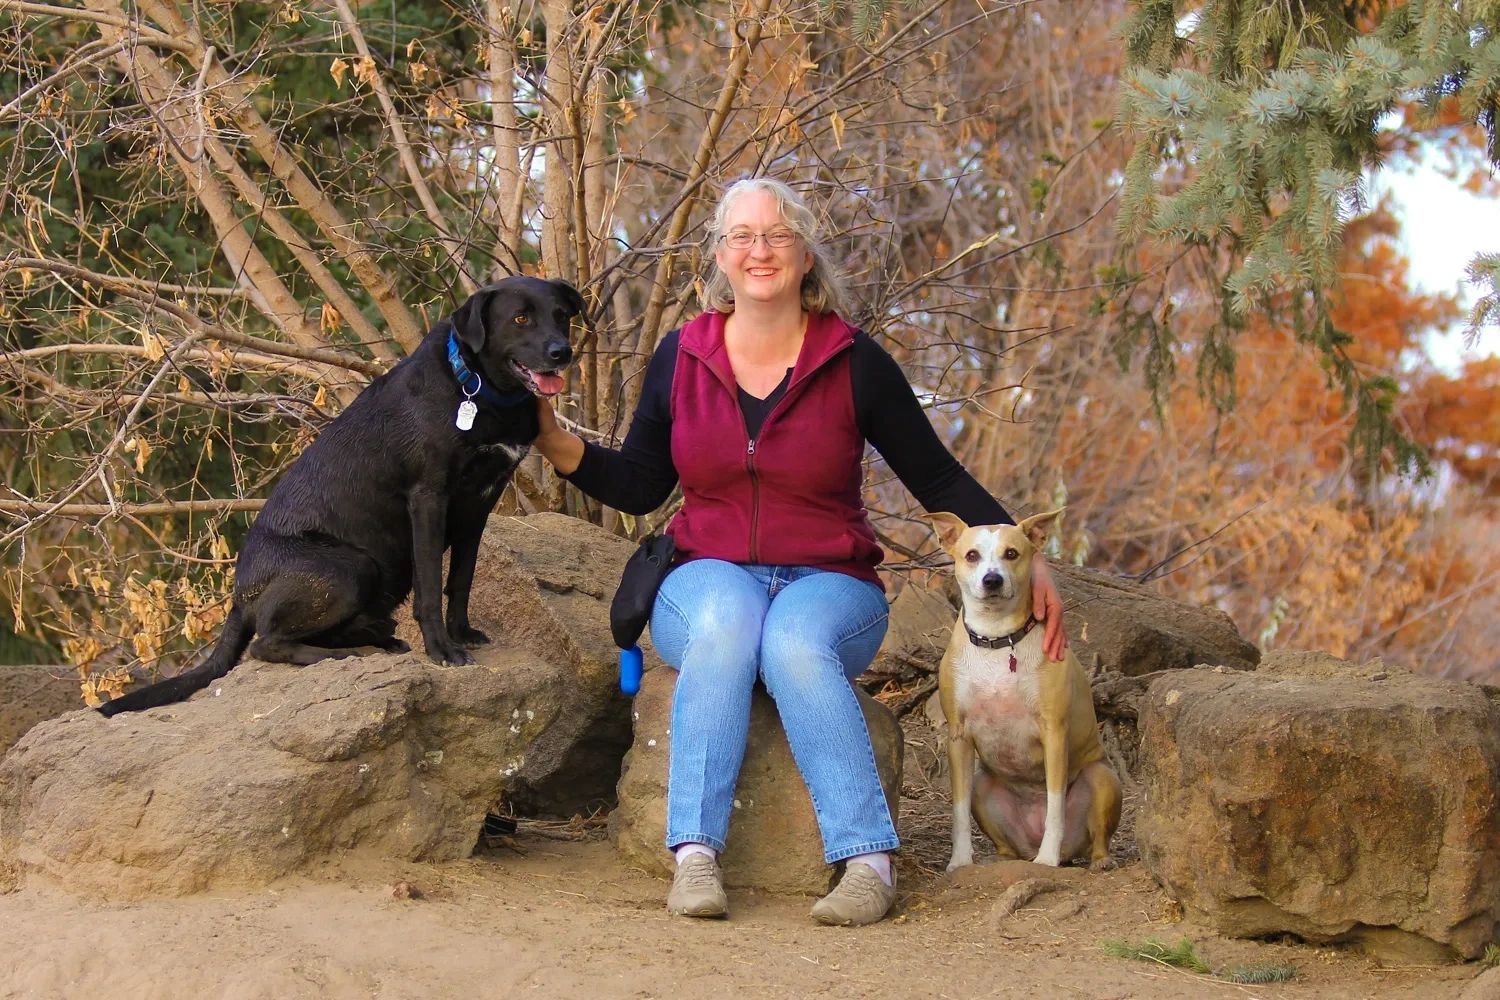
[923,512,969,552]
[1018,508,1065,550]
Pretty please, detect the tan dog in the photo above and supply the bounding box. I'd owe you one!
[926,510,1120,871]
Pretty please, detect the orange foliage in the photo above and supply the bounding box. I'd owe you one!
[1404,357,1500,492]
[1025,206,1498,682]
[1333,210,1460,365]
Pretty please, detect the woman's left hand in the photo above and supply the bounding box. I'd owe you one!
[1030,555,1068,662]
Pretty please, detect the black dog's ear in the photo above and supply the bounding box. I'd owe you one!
[451,289,495,352]
[550,279,586,317]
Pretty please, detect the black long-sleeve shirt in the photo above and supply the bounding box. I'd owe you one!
[565,328,1011,526]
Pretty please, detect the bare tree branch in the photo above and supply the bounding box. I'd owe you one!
[0,257,384,377]
[0,499,265,517]
[330,0,478,296]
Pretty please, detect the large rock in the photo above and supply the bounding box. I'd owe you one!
[0,665,80,757]
[1462,967,1500,1000]
[2,652,548,898]
[1051,564,1258,676]
[0,513,633,899]
[611,665,903,895]
[1137,652,1500,961]
[396,512,637,816]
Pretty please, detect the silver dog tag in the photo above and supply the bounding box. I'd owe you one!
[455,399,477,431]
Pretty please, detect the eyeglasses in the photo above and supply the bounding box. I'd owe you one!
[719,229,800,250]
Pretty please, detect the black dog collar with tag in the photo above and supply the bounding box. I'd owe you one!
[964,615,1039,672]
[447,331,532,417]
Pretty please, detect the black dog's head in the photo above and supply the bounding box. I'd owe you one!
[450,276,583,397]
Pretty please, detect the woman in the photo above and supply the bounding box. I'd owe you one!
[532,178,1066,926]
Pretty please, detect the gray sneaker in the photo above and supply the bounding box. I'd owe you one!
[809,862,897,926]
[666,853,728,918]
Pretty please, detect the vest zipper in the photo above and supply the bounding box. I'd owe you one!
[745,382,806,565]
[745,437,761,562]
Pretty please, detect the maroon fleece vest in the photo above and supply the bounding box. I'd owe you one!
[667,310,884,586]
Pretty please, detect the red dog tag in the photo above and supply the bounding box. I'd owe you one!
[1009,653,1017,672]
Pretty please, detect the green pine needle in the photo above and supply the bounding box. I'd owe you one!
[1103,937,1298,984]
[1102,937,1212,974]
[1225,963,1298,984]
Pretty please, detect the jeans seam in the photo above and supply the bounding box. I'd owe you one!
[654,589,692,635]
[826,690,900,860]
[837,609,888,648]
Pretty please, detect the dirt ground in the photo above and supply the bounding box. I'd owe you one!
[0,834,1485,1000]
[0,711,1490,999]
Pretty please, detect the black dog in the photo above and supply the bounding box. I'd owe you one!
[98,276,581,716]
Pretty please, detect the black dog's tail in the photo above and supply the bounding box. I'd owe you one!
[96,605,253,717]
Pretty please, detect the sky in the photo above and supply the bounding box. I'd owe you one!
[1374,159,1499,374]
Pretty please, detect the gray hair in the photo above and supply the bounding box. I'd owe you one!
[700,177,850,317]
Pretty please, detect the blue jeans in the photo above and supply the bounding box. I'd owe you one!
[648,559,899,863]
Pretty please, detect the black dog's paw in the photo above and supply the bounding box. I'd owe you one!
[425,639,474,666]
[377,638,412,654]
[451,626,490,647]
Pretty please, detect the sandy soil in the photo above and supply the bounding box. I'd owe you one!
[0,697,1489,999]
[0,830,1483,1000]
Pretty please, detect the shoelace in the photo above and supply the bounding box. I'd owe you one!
[679,857,720,888]
[836,869,883,901]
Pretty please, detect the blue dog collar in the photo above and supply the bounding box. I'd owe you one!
[447,330,532,409]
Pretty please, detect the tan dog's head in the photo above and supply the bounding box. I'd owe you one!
[925,510,1064,616]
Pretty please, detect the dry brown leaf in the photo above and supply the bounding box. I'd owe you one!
[353,56,378,89]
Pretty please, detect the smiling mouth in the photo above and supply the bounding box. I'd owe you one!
[975,582,1016,602]
[510,361,565,397]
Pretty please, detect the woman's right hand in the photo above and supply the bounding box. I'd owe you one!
[534,393,562,442]
[533,395,585,475]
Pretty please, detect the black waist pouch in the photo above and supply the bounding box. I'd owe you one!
[609,533,678,649]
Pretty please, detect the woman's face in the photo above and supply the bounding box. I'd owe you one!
[713,189,813,311]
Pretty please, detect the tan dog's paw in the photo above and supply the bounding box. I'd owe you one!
[946,852,973,873]
[1088,856,1117,873]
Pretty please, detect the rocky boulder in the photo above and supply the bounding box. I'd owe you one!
[1136,652,1500,961]
[1051,564,1259,676]
[2,652,556,898]
[0,513,634,899]
[611,665,903,895]
[0,665,80,757]
[1462,967,1500,1000]
[396,512,637,816]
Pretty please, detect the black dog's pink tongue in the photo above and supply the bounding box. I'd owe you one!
[534,372,565,396]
